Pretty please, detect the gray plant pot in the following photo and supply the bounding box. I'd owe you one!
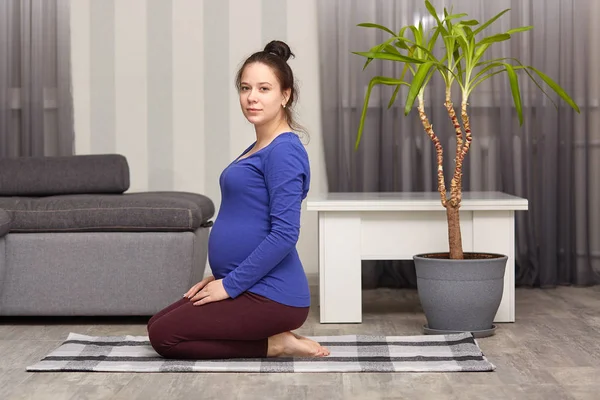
[413,252,507,338]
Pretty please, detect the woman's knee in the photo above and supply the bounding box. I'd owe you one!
[289,307,310,330]
[148,320,177,358]
[146,313,160,332]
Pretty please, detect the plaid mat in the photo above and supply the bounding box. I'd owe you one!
[26,332,495,373]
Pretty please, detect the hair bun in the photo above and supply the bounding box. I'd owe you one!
[264,40,294,62]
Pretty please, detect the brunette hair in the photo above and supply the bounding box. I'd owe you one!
[235,40,308,139]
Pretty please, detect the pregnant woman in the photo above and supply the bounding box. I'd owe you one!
[147,40,329,360]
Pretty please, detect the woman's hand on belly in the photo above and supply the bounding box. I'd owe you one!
[190,279,231,306]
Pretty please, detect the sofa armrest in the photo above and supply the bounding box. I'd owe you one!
[0,209,11,238]
[0,154,130,196]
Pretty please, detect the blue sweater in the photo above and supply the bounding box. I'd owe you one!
[208,132,311,307]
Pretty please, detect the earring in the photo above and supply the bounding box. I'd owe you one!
[282,104,286,109]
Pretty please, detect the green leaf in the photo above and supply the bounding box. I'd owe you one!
[388,85,402,109]
[507,26,533,34]
[477,33,511,47]
[356,76,411,149]
[404,61,435,116]
[424,68,437,88]
[445,13,468,21]
[527,66,581,113]
[425,0,442,24]
[404,45,418,76]
[408,25,423,46]
[463,26,474,40]
[352,51,425,65]
[357,23,396,37]
[455,31,470,49]
[473,8,510,36]
[443,35,455,54]
[472,62,504,84]
[443,9,454,31]
[459,19,479,26]
[398,25,410,39]
[488,58,560,109]
[453,48,464,84]
[475,57,513,67]
[473,43,491,64]
[425,1,449,36]
[394,39,410,50]
[453,24,466,38]
[470,58,556,107]
[427,28,441,52]
[469,68,507,95]
[516,65,557,108]
[360,37,397,70]
[453,30,471,69]
[383,44,402,56]
[399,59,412,82]
[504,63,523,125]
[469,62,580,115]
[437,63,465,90]
[393,37,437,59]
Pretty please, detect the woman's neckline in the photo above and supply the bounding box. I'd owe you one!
[234,131,294,163]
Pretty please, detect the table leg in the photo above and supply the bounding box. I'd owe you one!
[318,212,362,323]
[473,210,515,323]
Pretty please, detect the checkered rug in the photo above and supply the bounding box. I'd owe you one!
[26,332,495,373]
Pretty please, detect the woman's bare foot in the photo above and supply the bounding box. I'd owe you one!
[267,332,328,358]
[291,332,330,356]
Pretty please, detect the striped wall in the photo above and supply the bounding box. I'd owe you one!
[69,0,327,274]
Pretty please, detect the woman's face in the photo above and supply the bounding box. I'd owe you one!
[239,62,290,127]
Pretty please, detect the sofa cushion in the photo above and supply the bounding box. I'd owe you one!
[0,154,130,196]
[0,209,11,237]
[0,192,214,233]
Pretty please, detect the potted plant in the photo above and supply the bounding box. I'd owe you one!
[353,1,580,337]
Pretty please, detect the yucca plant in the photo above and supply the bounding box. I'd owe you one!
[354,0,580,260]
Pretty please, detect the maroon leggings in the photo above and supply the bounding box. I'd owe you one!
[147,292,309,359]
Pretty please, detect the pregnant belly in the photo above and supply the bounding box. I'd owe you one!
[208,217,269,277]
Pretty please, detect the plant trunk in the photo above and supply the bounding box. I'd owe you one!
[444,95,462,208]
[417,97,447,207]
[447,101,472,259]
[443,94,470,260]
[452,101,473,205]
[446,204,464,259]
[419,94,468,259]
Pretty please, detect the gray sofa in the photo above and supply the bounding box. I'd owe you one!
[0,154,214,316]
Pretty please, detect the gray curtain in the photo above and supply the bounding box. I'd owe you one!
[317,0,599,288]
[0,0,73,158]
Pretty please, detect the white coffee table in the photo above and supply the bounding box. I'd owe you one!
[306,191,529,324]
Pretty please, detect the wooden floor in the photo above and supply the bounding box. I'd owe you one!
[1,285,599,400]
